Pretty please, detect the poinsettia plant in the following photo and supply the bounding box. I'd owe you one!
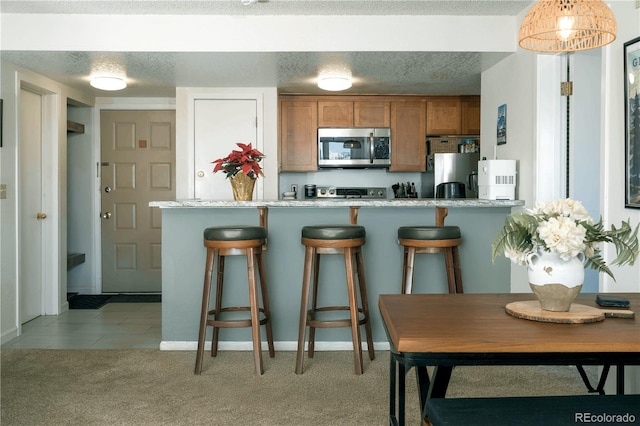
[491,198,639,279]
[212,143,265,179]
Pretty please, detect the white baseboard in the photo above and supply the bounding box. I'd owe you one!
[1,328,19,345]
[160,340,391,351]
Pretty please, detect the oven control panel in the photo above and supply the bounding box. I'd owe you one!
[316,187,387,199]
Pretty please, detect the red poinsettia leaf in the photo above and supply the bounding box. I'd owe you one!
[241,163,253,175]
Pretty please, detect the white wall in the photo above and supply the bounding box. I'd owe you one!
[601,2,640,295]
[0,60,94,343]
[603,3,640,395]
[480,16,537,293]
[2,14,516,54]
[67,106,95,294]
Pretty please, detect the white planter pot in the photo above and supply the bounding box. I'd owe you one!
[526,251,585,312]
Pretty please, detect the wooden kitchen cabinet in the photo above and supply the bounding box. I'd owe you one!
[426,96,462,135]
[461,96,481,135]
[390,100,426,172]
[279,99,318,172]
[354,101,390,127]
[427,95,481,135]
[318,100,390,127]
[318,101,353,127]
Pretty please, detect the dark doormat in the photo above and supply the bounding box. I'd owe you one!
[68,294,113,309]
[108,294,161,303]
[67,294,161,309]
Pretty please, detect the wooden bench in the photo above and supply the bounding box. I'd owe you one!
[426,394,640,426]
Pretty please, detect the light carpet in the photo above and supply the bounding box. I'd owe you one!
[0,349,595,425]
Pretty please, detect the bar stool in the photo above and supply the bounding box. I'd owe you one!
[295,224,375,375]
[398,225,463,295]
[194,225,274,375]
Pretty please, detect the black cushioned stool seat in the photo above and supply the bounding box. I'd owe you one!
[398,225,463,294]
[296,224,374,375]
[195,225,274,375]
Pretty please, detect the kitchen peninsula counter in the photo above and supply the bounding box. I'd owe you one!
[151,198,523,208]
[151,198,524,350]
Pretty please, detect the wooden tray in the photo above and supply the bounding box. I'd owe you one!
[505,300,635,324]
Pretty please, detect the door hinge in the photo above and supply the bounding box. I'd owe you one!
[561,81,573,96]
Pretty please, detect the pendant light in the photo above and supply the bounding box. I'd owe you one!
[519,0,616,52]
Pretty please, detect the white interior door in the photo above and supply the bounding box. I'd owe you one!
[19,88,44,323]
[193,99,257,199]
[101,110,176,293]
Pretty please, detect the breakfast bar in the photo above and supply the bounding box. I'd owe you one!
[150,199,524,349]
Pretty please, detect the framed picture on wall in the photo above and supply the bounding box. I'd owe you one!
[624,36,640,208]
[497,104,507,145]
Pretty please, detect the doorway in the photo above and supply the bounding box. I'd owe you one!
[100,110,176,293]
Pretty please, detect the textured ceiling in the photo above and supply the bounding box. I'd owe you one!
[0,1,532,97]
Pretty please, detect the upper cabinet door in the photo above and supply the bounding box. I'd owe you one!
[426,97,462,135]
[354,101,390,127]
[318,101,354,127]
[280,100,318,172]
[390,100,426,172]
[461,96,481,135]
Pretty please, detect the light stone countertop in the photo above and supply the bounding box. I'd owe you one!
[150,199,525,208]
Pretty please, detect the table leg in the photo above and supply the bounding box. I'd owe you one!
[416,366,431,420]
[428,365,453,399]
[389,354,396,425]
[617,364,625,395]
[398,358,406,425]
[388,353,404,426]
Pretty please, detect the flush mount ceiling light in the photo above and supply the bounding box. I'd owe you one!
[90,76,127,91]
[519,0,617,52]
[317,69,352,91]
[318,76,352,91]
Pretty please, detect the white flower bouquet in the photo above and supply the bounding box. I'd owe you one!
[492,198,639,279]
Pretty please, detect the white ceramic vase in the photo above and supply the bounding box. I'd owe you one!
[526,250,585,312]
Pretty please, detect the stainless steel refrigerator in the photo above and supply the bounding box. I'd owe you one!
[421,153,480,198]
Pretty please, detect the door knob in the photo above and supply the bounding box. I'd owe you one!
[197,171,205,177]
[101,212,112,219]
[36,213,47,220]
[104,186,112,193]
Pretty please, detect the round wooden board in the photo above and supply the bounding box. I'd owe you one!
[505,301,605,324]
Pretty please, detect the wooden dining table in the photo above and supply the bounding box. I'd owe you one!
[378,293,640,426]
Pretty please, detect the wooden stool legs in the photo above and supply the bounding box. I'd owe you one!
[444,246,463,294]
[195,243,274,375]
[195,248,216,374]
[296,243,374,375]
[400,243,463,295]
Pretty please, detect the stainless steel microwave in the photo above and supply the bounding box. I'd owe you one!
[318,128,391,168]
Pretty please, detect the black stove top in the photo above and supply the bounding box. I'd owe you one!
[316,186,387,199]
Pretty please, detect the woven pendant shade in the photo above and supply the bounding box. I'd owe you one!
[519,0,616,52]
